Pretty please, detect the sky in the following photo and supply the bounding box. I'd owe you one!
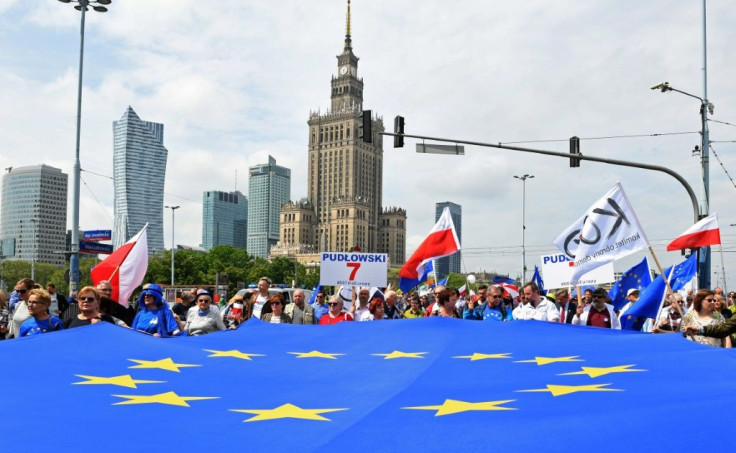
[1,0,735,288]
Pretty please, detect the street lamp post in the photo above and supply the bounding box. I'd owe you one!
[58,0,112,296]
[650,81,713,288]
[513,174,534,283]
[165,205,180,286]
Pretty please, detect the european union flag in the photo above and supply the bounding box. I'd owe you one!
[2,317,734,452]
[399,259,433,293]
[620,254,697,330]
[608,256,652,311]
[531,265,545,294]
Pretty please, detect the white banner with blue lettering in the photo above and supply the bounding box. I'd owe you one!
[320,252,388,287]
[540,253,615,289]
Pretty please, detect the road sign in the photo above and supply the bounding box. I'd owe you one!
[83,230,112,241]
[79,240,114,254]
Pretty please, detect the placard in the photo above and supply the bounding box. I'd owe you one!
[540,253,615,288]
[320,252,387,287]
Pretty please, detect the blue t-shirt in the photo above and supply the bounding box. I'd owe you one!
[312,303,329,321]
[132,308,178,335]
[19,316,64,337]
[483,305,512,322]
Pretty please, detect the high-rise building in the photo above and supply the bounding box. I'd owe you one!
[247,156,290,259]
[272,1,406,267]
[435,201,462,278]
[112,106,168,255]
[201,190,248,250]
[0,165,68,266]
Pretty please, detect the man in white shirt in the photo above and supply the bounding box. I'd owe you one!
[251,277,271,319]
[513,283,560,322]
[617,288,639,321]
[352,287,373,321]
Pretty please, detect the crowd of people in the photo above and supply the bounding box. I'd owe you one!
[2,276,736,348]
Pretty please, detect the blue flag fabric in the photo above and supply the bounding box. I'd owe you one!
[620,254,697,330]
[531,265,545,294]
[399,260,433,293]
[2,318,736,452]
[669,252,698,291]
[437,277,448,286]
[608,256,652,311]
[493,276,516,285]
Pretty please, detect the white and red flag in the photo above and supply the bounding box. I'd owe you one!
[399,207,460,290]
[91,224,149,307]
[500,283,519,298]
[666,213,721,251]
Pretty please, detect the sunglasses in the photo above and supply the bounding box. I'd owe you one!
[490,295,503,299]
[328,302,340,307]
[271,302,282,306]
[79,297,97,302]
[197,299,211,303]
[16,289,27,294]
[316,295,325,298]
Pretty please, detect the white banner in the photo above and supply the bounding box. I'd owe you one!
[552,182,649,286]
[540,253,615,289]
[320,252,387,287]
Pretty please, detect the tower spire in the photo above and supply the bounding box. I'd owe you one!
[344,0,352,50]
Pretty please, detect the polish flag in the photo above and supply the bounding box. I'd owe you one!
[399,207,460,281]
[666,213,721,251]
[458,284,467,298]
[91,224,149,307]
[500,283,519,298]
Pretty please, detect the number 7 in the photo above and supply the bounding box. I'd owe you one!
[347,262,361,280]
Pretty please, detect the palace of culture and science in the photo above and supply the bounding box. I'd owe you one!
[270,1,406,268]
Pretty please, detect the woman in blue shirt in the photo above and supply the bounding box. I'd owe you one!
[131,284,180,337]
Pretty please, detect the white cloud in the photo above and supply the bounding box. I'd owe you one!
[1,0,735,286]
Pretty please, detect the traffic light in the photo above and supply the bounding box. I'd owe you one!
[569,136,581,168]
[359,110,372,143]
[393,115,405,148]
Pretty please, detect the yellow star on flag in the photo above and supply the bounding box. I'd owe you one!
[73,374,164,389]
[288,351,344,359]
[515,356,583,366]
[204,349,265,361]
[517,383,622,397]
[112,391,219,407]
[372,351,427,359]
[559,364,646,378]
[403,399,517,416]
[230,403,347,422]
[128,358,201,372]
[453,353,512,361]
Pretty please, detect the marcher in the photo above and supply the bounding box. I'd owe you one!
[185,290,227,335]
[130,284,181,337]
[319,295,354,325]
[19,288,63,337]
[572,288,621,330]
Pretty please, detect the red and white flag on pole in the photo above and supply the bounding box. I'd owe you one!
[399,207,460,281]
[666,213,721,251]
[91,224,149,307]
[458,284,467,298]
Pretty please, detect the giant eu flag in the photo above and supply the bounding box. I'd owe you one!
[1,317,735,452]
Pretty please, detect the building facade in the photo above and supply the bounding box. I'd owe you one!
[272,2,406,267]
[0,165,68,266]
[112,106,168,255]
[247,156,291,259]
[435,201,462,278]
[201,190,248,250]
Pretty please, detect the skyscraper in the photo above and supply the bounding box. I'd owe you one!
[202,190,248,250]
[112,106,168,255]
[272,1,406,267]
[247,156,290,259]
[0,165,68,266]
[435,201,462,278]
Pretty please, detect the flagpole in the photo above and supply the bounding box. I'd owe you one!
[647,246,675,296]
[718,244,728,290]
[652,266,678,330]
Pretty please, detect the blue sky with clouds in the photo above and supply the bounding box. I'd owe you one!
[1,0,735,286]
